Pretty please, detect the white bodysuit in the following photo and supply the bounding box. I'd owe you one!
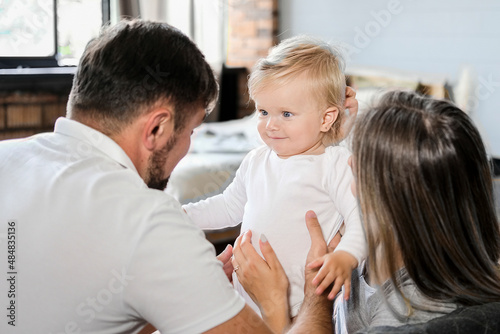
[184,144,366,317]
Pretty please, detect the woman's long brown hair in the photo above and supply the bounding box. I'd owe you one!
[352,90,500,307]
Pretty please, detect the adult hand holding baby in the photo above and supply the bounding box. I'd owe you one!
[232,230,290,333]
[233,210,341,334]
[339,86,359,141]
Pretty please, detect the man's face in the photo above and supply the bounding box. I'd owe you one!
[145,107,205,190]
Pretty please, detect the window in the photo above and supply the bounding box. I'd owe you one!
[0,0,109,68]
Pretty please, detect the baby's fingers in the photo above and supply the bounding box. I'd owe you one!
[343,276,351,301]
[314,270,335,295]
[306,257,325,269]
[327,278,344,300]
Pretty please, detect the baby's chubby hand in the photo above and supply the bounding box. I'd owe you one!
[307,251,358,300]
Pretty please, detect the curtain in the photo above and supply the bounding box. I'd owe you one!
[114,0,225,69]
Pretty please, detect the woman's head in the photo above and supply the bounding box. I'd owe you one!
[249,35,347,146]
[352,90,500,305]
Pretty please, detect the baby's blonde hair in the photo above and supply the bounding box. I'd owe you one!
[248,35,347,145]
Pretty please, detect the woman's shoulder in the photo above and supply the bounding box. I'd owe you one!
[375,268,458,326]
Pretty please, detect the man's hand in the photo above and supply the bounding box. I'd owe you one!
[306,216,355,300]
[304,211,329,284]
[338,86,359,140]
[216,244,234,283]
[287,210,337,334]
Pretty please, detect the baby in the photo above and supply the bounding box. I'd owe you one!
[183,35,367,317]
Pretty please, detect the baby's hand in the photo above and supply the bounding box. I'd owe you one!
[307,251,358,300]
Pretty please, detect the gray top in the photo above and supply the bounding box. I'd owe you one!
[334,261,457,333]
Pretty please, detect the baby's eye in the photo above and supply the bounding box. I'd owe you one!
[260,110,268,116]
[283,111,292,117]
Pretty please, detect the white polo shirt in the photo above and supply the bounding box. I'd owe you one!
[0,117,245,334]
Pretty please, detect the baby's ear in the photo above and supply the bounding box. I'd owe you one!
[321,107,339,132]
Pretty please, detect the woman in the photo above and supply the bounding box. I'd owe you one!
[232,90,500,333]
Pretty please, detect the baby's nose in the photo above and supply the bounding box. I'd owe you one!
[266,117,279,130]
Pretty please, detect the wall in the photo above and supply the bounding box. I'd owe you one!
[226,0,278,69]
[280,0,500,156]
[225,0,279,119]
[0,92,68,141]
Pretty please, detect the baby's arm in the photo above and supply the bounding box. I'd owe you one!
[183,152,252,229]
[183,191,243,229]
[311,208,366,300]
[318,148,368,300]
[313,197,365,301]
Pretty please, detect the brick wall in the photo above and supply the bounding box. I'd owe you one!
[226,0,278,70]
[0,92,68,141]
[226,0,278,119]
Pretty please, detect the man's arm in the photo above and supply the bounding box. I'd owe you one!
[205,305,274,333]
[287,210,336,333]
[288,285,333,334]
[136,244,265,334]
[139,304,275,334]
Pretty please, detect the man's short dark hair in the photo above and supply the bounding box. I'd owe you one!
[68,19,218,134]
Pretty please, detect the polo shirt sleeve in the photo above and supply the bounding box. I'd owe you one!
[121,196,245,334]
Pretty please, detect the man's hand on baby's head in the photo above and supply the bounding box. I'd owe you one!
[338,87,359,140]
[307,251,358,301]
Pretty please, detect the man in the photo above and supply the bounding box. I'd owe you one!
[0,20,340,333]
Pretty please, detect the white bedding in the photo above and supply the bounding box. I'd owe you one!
[165,114,262,204]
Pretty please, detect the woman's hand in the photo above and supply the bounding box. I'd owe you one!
[232,230,290,333]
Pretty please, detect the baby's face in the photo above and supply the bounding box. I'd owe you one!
[254,75,329,158]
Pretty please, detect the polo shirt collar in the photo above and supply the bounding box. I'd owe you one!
[54,117,138,173]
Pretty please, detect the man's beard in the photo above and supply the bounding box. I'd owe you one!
[145,134,177,190]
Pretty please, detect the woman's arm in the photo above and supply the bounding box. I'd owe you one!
[233,210,336,334]
[232,230,290,332]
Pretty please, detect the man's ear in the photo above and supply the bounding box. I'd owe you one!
[321,107,339,133]
[142,107,175,151]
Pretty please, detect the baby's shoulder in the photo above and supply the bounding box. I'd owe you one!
[245,144,272,161]
[238,145,271,172]
[324,145,352,164]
